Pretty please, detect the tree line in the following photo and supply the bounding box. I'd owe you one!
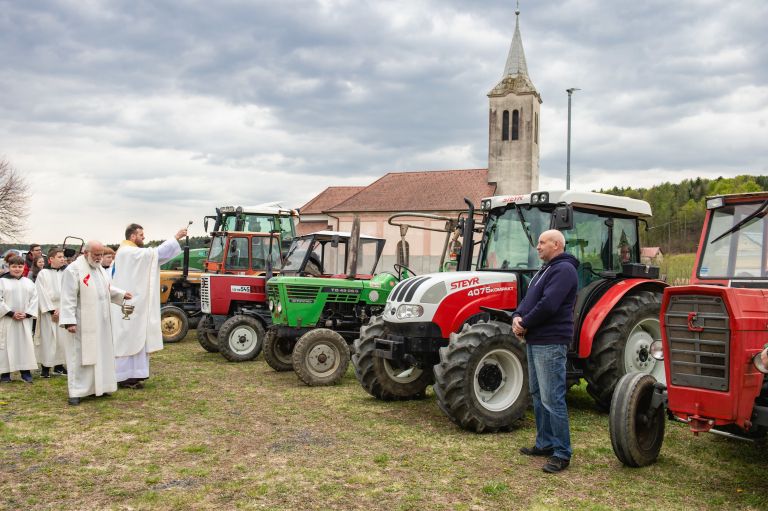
[599,175,768,254]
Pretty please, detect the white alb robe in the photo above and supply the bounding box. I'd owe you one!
[111,238,180,380]
[60,257,125,398]
[0,277,39,373]
[34,268,69,367]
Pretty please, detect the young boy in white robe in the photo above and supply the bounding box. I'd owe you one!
[0,256,39,383]
[34,248,69,378]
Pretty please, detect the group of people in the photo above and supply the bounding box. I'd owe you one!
[0,224,187,405]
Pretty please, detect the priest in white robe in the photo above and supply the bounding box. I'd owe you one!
[60,241,130,405]
[0,256,39,383]
[34,248,69,377]
[111,223,187,388]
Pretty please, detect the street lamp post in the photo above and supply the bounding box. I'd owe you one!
[566,87,580,190]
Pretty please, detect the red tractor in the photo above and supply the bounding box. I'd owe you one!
[196,232,281,361]
[353,191,668,432]
[610,191,768,466]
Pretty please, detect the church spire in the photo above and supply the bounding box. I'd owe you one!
[502,4,529,79]
[489,3,538,98]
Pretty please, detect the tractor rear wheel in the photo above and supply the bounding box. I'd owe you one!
[196,314,219,353]
[585,290,663,410]
[433,321,528,433]
[264,328,295,372]
[161,305,189,343]
[352,316,431,400]
[609,372,665,467]
[292,328,350,386]
[217,315,265,362]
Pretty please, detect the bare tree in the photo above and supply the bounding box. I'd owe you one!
[0,158,30,241]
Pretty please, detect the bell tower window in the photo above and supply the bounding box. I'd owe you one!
[502,110,510,141]
[511,109,520,140]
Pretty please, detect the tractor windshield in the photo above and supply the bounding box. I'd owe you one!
[207,235,226,263]
[282,237,313,272]
[699,201,768,279]
[479,206,551,270]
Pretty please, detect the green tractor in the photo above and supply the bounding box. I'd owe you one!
[265,224,403,386]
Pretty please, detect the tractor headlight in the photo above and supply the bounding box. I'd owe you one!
[650,340,664,361]
[396,304,423,319]
[752,351,768,374]
[269,300,274,311]
[276,302,282,314]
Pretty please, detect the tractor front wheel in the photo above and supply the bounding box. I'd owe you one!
[585,290,663,410]
[217,315,265,362]
[352,316,431,400]
[264,328,295,372]
[433,321,528,433]
[609,372,665,467]
[161,305,189,343]
[292,328,350,386]
[196,314,219,353]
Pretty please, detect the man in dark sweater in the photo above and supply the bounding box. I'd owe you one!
[512,229,579,473]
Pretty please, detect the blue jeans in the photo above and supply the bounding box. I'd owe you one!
[527,343,572,460]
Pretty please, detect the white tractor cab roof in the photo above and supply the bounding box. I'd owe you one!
[480,190,652,218]
[218,204,299,217]
[705,191,768,209]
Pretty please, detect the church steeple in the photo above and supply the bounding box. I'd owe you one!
[487,3,541,195]
[489,5,538,98]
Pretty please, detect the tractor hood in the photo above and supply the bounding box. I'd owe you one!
[383,271,518,335]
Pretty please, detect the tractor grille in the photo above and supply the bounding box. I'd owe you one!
[200,275,210,313]
[664,294,730,391]
[286,285,321,301]
[326,293,360,303]
[267,283,279,303]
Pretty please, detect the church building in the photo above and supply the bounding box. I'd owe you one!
[297,8,541,272]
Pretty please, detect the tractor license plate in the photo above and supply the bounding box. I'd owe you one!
[230,285,251,293]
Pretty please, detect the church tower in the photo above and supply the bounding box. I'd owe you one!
[487,6,541,195]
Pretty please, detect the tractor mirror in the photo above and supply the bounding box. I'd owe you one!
[553,206,573,230]
[204,218,209,232]
[639,218,650,232]
[331,235,339,248]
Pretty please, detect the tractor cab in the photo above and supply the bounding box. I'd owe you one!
[279,231,385,279]
[203,231,282,275]
[610,192,768,467]
[204,205,298,253]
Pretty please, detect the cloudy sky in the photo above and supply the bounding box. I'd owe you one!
[2,0,766,243]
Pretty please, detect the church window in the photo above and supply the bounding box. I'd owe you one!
[511,110,520,140]
[502,110,510,141]
[534,113,539,144]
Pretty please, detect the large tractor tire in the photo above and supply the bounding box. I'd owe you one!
[263,328,295,372]
[433,321,528,433]
[609,372,665,467]
[292,328,350,386]
[585,290,663,410]
[196,314,219,353]
[217,315,265,362]
[352,316,431,400]
[161,305,189,343]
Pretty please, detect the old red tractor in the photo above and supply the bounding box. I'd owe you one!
[610,191,768,466]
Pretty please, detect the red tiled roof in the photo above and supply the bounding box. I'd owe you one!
[325,169,495,212]
[299,186,366,215]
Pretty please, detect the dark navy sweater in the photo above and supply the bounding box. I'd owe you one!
[512,252,579,345]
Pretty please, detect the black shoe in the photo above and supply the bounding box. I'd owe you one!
[68,397,81,406]
[542,456,570,473]
[41,366,51,378]
[53,365,67,375]
[20,371,33,383]
[520,446,554,457]
[0,377,11,384]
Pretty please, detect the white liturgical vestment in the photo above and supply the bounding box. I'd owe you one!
[111,238,180,381]
[34,268,69,367]
[0,276,38,373]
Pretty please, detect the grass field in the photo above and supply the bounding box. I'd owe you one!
[1,335,766,510]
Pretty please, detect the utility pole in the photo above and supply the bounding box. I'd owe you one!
[566,88,581,190]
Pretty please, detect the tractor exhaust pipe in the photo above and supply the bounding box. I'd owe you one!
[347,215,361,279]
[458,198,475,272]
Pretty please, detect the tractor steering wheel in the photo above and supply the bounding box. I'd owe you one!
[393,263,417,281]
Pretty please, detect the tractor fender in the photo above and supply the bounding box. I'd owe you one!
[577,279,667,359]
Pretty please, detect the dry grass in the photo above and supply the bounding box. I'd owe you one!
[1,334,766,510]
